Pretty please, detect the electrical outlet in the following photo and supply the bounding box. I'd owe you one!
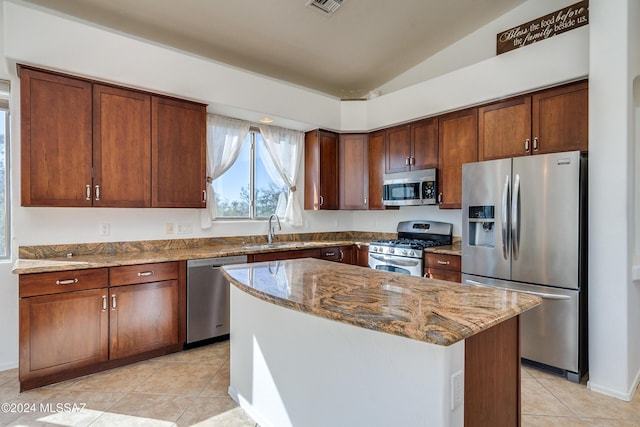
[99,223,110,236]
[177,223,193,234]
[451,371,463,410]
[165,223,174,234]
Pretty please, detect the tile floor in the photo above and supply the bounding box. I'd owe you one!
[0,341,637,426]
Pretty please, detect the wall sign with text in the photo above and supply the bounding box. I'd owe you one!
[497,0,588,55]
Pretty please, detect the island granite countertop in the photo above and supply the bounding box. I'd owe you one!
[221,257,540,346]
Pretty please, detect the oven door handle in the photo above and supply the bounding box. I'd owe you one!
[369,253,421,267]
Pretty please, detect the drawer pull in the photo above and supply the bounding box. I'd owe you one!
[436,260,450,265]
[324,252,336,257]
[56,278,78,285]
[137,271,154,277]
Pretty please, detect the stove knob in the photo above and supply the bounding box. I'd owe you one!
[409,250,415,257]
[389,248,394,254]
[402,249,408,255]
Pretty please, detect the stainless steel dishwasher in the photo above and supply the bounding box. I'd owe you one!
[186,255,247,346]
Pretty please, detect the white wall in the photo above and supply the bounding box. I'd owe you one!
[588,0,640,401]
[3,1,637,402]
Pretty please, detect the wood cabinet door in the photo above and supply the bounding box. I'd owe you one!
[339,134,368,210]
[19,289,108,381]
[438,108,478,209]
[93,85,151,207]
[532,81,588,154]
[355,244,370,267]
[20,67,93,206]
[368,131,386,210]
[304,130,339,210]
[385,125,411,173]
[478,97,532,161]
[109,280,179,360]
[410,118,439,170]
[152,97,207,208]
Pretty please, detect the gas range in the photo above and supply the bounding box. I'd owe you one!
[369,220,453,276]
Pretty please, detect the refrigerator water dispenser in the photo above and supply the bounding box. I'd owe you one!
[468,206,495,247]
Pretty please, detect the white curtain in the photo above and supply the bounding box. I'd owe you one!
[200,114,250,228]
[259,124,304,227]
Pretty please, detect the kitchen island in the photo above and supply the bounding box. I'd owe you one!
[222,258,540,427]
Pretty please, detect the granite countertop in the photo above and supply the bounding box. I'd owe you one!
[221,258,540,347]
[12,233,463,275]
[11,239,358,275]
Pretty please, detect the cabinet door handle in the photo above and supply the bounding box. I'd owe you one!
[339,250,344,261]
[319,195,324,206]
[405,157,410,166]
[525,139,530,152]
[137,271,154,277]
[533,137,539,151]
[102,295,107,311]
[436,260,450,265]
[363,197,367,205]
[85,185,91,201]
[56,278,78,285]
[438,193,443,204]
[202,190,207,203]
[111,295,117,310]
[410,156,415,166]
[95,185,101,201]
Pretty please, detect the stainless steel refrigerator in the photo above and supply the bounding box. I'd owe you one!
[461,150,587,382]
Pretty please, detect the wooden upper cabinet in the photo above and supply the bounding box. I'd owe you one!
[438,108,478,209]
[368,131,386,210]
[20,65,207,208]
[532,81,588,154]
[410,118,439,170]
[152,96,207,208]
[479,81,588,161]
[305,129,339,210]
[93,85,151,207]
[339,134,368,210]
[478,97,532,161]
[385,124,411,173]
[20,67,93,207]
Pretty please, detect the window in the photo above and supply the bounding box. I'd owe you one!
[0,81,9,258]
[213,130,287,219]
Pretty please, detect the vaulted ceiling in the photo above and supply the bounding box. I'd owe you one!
[22,0,524,99]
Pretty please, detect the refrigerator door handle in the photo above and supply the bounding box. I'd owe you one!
[511,173,521,260]
[464,279,571,300]
[501,175,510,260]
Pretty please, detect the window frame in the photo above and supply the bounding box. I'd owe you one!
[213,128,284,221]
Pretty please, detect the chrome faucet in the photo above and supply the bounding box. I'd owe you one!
[267,214,281,244]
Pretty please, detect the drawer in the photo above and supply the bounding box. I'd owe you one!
[110,262,178,287]
[424,253,461,272]
[319,247,343,262]
[425,268,461,283]
[20,268,109,298]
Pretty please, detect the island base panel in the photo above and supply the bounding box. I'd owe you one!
[228,286,465,427]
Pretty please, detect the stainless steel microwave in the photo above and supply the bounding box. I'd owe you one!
[382,169,437,206]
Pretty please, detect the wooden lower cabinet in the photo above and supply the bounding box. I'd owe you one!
[109,280,179,360]
[19,262,184,391]
[424,253,461,282]
[19,288,109,382]
[251,246,355,264]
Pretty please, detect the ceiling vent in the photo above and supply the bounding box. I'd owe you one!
[306,0,344,15]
